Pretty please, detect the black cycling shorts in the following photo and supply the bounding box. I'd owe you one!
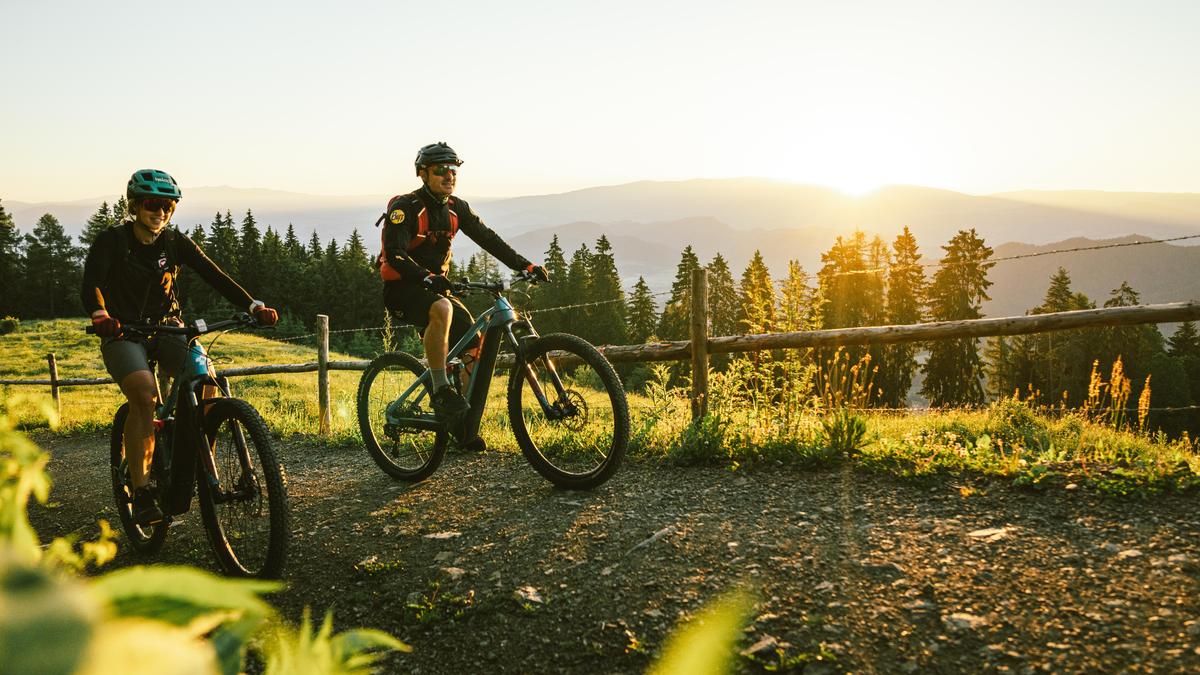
[383,281,476,349]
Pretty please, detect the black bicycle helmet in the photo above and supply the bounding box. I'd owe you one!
[127,169,182,200]
[414,142,463,174]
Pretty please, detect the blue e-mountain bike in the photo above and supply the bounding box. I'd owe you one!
[94,315,289,578]
[356,271,630,490]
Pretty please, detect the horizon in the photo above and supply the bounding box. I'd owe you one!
[7,177,1200,209]
[4,1,1200,202]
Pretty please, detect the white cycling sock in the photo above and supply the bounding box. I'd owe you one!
[431,368,449,390]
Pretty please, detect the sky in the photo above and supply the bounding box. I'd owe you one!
[2,0,1199,202]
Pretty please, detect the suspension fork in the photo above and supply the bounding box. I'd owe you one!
[507,326,568,415]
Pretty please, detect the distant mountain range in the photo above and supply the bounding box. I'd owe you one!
[7,180,1199,320]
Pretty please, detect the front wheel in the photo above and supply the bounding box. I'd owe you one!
[110,404,169,554]
[197,398,289,578]
[357,351,448,481]
[508,333,630,489]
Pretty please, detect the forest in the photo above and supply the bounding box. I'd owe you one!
[2,198,1197,436]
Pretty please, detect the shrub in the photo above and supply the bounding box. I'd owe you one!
[0,317,17,336]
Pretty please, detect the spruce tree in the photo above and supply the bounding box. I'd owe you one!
[22,214,82,318]
[587,235,626,346]
[705,254,740,339]
[657,245,700,341]
[563,244,592,338]
[237,209,263,296]
[80,201,118,248]
[625,276,658,344]
[878,227,925,406]
[1168,322,1200,411]
[920,229,994,407]
[284,224,307,262]
[0,200,23,317]
[737,250,777,396]
[528,235,569,334]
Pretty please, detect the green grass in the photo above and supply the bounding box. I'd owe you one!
[5,319,1198,497]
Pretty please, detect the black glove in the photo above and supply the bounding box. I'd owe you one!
[526,264,550,283]
[423,274,453,294]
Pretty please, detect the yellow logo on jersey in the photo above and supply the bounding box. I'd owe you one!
[389,209,405,224]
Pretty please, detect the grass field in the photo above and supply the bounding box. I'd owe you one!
[4,319,1198,496]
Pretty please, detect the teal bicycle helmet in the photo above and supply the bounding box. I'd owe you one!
[127,169,182,200]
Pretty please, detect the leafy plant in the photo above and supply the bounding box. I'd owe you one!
[818,408,868,456]
[0,407,408,674]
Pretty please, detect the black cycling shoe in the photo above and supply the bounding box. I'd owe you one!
[132,487,164,526]
[430,386,469,421]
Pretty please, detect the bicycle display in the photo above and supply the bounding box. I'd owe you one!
[357,271,631,490]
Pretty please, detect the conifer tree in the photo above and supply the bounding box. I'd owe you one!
[307,231,323,261]
[657,245,700,341]
[22,214,82,318]
[587,235,626,346]
[705,254,740,339]
[528,235,570,334]
[284,223,306,262]
[738,250,776,334]
[237,209,263,296]
[563,244,592,338]
[625,276,658,344]
[878,227,925,406]
[80,201,118,248]
[0,200,23,317]
[1169,322,1200,410]
[994,268,1096,405]
[920,229,994,407]
[705,253,741,370]
[737,250,776,395]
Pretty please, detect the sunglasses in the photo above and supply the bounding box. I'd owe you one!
[141,198,176,213]
[430,165,458,177]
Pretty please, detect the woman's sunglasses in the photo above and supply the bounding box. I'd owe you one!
[141,199,176,213]
[430,165,458,177]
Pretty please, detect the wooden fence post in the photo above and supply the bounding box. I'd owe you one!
[317,315,331,436]
[690,268,709,421]
[46,353,61,416]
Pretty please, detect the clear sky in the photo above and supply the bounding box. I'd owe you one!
[2,0,1198,202]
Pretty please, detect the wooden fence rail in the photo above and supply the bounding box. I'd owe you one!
[4,271,1198,431]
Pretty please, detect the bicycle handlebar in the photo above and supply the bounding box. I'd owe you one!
[451,269,543,295]
[85,313,260,338]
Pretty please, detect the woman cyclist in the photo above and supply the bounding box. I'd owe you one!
[81,169,278,526]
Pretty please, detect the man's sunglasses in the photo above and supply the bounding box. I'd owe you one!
[430,165,458,177]
[140,199,176,213]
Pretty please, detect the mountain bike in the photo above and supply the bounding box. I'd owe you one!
[357,271,630,490]
[90,314,289,578]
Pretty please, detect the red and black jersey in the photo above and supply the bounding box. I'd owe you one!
[378,187,530,282]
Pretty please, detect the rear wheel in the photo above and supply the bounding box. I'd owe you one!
[508,333,629,489]
[109,404,168,554]
[197,399,289,578]
[357,351,448,481]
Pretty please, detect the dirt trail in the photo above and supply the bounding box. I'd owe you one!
[28,431,1200,674]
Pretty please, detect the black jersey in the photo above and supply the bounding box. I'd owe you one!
[81,222,253,324]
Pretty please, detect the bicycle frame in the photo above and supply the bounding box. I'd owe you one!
[391,287,565,441]
[139,326,238,516]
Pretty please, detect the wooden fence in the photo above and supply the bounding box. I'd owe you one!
[4,270,1199,431]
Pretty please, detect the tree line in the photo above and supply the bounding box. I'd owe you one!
[2,198,1197,434]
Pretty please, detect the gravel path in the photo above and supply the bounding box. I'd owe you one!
[28,431,1200,674]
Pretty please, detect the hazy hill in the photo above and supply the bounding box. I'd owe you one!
[983,235,1200,318]
[9,180,1200,252]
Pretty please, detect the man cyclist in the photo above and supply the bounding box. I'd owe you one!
[377,142,549,420]
[82,169,279,525]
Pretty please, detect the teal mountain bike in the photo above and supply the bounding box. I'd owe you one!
[357,272,630,490]
[92,315,290,578]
